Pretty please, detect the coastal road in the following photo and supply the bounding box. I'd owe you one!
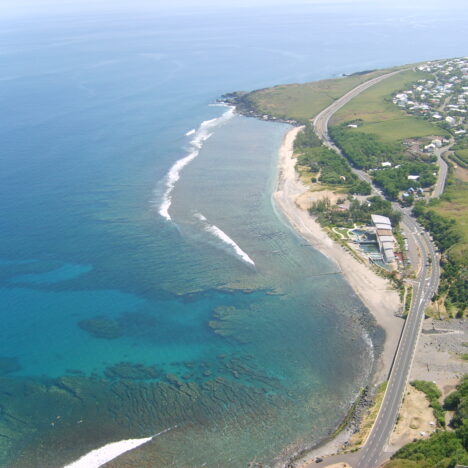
[356,212,439,468]
[313,69,404,155]
[432,140,453,198]
[308,72,441,468]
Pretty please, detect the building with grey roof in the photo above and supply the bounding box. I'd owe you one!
[372,214,396,264]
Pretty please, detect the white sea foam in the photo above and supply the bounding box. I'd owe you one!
[194,213,255,267]
[158,107,235,221]
[62,427,175,468]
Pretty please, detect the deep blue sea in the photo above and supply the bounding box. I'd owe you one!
[0,1,466,466]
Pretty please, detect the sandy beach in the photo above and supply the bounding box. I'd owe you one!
[274,126,406,464]
[274,127,404,384]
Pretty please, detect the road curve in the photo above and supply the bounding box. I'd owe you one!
[432,140,453,198]
[307,72,441,468]
[313,69,404,152]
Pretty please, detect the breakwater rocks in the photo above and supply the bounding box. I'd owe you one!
[219,92,300,126]
[347,385,374,435]
[284,386,375,468]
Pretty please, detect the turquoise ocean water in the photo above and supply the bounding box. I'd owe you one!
[0,2,466,466]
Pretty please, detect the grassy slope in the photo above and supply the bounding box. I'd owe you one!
[246,70,389,121]
[432,174,468,262]
[454,148,468,165]
[330,70,447,142]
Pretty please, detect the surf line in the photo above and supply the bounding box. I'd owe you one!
[195,213,255,267]
[62,426,176,468]
[158,106,235,221]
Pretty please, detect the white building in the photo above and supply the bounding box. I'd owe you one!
[424,144,435,152]
[371,215,395,263]
[446,116,456,126]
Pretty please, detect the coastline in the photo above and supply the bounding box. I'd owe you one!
[273,126,405,458]
[274,126,403,382]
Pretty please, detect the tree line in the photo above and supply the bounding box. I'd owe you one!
[412,201,466,315]
[295,123,372,195]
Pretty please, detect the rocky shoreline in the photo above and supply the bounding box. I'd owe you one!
[218,91,301,126]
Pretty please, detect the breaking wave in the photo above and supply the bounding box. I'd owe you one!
[158,107,235,221]
[194,213,255,267]
[62,426,176,468]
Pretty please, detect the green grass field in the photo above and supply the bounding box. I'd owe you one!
[433,176,468,261]
[247,69,389,121]
[353,117,443,142]
[330,69,447,142]
[455,148,468,160]
[453,148,468,168]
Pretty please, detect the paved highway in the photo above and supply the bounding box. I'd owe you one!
[306,72,441,468]
[432,140,453,198]
[357,212,439,468]
[313,70,404,156]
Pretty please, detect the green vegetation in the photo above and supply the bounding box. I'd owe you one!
[388,376,468,468]
[330,125,438,200]
[235,70,389,122]
[295,123,371,194]
[297,145,355,186]
[330,126,403,169]
[452,150,468,169]
[432,176,468,257]
[444,375,468,428]
[233,61,466,319]
[387,431,468,468]
[412,166,468,315]
[326,69,445,204]
[373,162,437,200]
[310,196,401,229]
[404,286,413,315]
[410,380,445,427]
[293,122,322,150]
[354,118,445,143]
[412,202,461,251]
[452,135,468,168]
[330,69,446,142]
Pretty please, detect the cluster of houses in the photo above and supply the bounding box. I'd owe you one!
[402,186,424,200]
[371,214,395,263]
[423,138,443,153]
[392,58,467,136]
